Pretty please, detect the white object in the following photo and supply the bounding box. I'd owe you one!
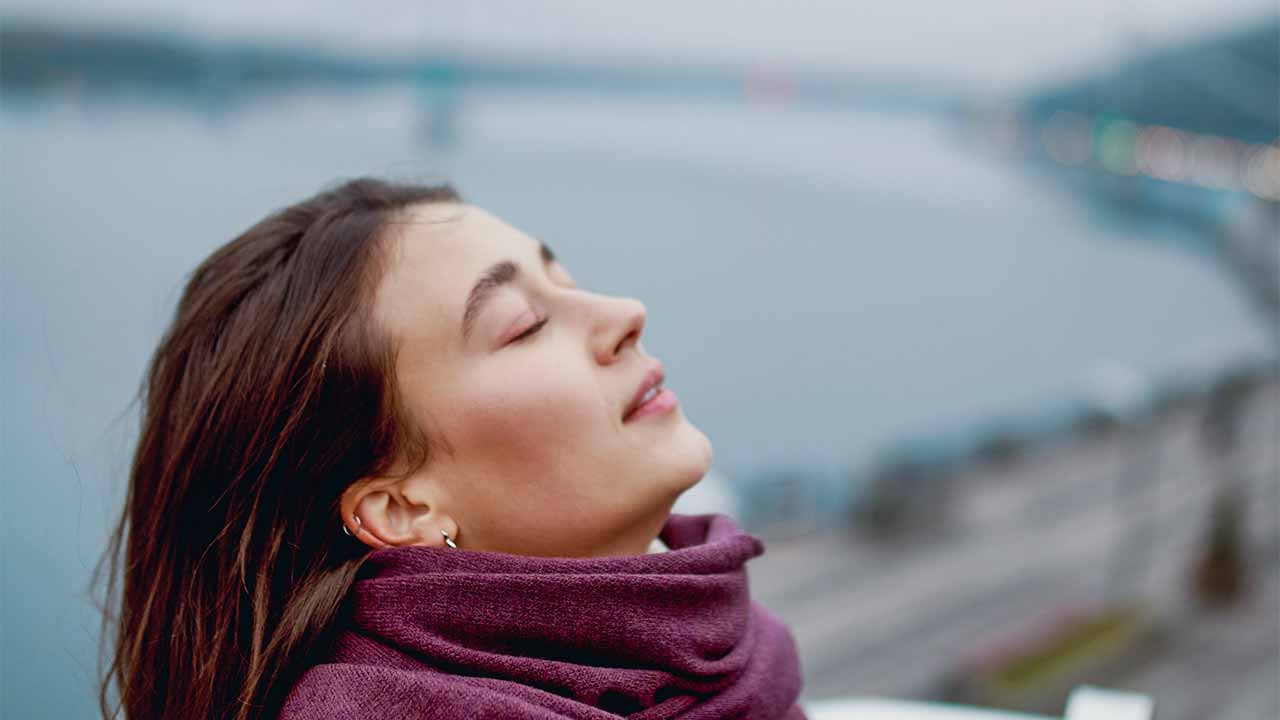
[802,686,1155,720]
[803,697,1051,720]
[1063,686,1154,720]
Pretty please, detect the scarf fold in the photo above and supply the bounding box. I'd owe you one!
[280,512,806,719]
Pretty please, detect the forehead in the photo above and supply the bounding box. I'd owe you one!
[372,202,538,348]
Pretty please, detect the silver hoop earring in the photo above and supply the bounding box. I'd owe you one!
[342,513,361,537]
[441,529,458,549]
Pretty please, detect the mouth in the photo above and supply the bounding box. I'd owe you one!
[622,363,666,423]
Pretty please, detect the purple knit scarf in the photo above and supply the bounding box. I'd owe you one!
[279,512,806,719]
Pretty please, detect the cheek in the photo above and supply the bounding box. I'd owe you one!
[451,361,609,468]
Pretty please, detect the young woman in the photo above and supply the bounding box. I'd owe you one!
[95,178,805,719]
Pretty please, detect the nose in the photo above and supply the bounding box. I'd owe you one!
[590,293,647,365]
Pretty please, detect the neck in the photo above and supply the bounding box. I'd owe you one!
[579,500,676,558]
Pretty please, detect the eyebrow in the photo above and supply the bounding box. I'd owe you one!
[461,241,557,342]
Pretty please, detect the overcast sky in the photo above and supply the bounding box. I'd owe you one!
[3,0,1275,93]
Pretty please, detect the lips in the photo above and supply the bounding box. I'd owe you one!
[623,363,665,422]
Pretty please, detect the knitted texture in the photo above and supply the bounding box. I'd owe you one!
[279,512,806,719]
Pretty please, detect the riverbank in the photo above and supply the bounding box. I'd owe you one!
[750,373,1278,719]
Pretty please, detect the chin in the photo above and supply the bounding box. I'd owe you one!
[672,421,714,491]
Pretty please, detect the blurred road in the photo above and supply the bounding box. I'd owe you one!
[750,379,1279,719]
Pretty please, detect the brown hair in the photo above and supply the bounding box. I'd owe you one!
[91,177,463,720]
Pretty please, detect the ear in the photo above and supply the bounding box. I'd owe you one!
[339,474,459,550]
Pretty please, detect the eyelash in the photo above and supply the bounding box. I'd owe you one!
[509,317,549,344]
[505,274,576,346]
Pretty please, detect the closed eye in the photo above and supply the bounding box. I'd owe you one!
[509,317,548,344]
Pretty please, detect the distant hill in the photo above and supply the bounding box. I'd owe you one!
[0,18,403,103]
[0,16,954,112]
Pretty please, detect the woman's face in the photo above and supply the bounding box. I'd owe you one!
[344,202,712,558]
